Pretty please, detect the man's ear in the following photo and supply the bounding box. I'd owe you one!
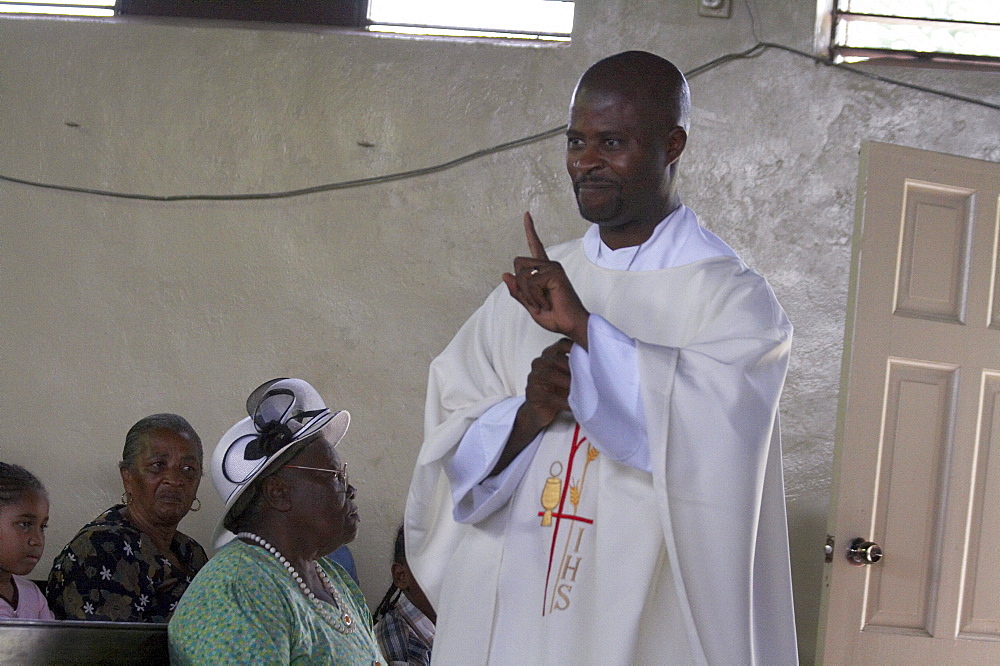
[665,126,687,165]
[391,561,410,590]
[261,474,293,512]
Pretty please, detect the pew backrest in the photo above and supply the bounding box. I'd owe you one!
[0,618,168,665]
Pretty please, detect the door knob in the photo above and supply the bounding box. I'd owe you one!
[847,537,883,566]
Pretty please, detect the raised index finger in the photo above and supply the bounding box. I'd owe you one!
[523,211,549,262]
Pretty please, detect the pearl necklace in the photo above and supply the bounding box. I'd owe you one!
[238,532,355,634]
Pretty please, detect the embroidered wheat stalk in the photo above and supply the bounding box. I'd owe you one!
[569,482,581,512]
[577,444,599,499]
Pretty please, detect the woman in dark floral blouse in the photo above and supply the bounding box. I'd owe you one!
[46,413,208,622]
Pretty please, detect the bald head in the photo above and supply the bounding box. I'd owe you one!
[565,51,690,248]
[575,51,690,132]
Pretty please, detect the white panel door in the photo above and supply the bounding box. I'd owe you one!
[818,142,1000,664]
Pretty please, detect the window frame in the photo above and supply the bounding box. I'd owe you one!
[814,0,1000,68]
[117,0,367,28]
[0,1,116,17]
[1,0,574,43]
[0,0,368,27]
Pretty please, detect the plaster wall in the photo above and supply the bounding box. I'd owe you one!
[1,1,997,662]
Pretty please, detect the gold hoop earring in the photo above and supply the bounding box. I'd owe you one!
[121,491,132,506]
[189,498,202,512]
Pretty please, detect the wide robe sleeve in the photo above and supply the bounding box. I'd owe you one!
[618,262,797,665]
[407,283,552,609]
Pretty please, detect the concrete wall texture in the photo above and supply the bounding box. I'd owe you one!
[1,1,997,662]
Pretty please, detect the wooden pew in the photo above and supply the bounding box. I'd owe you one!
[0,618,168,665]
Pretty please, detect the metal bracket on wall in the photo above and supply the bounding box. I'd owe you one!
[698,0,732,18]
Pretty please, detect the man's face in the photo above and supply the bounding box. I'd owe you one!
[566,87,671,230]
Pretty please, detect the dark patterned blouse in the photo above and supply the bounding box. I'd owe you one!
[46,505,208,622]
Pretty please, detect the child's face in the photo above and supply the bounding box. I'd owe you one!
[393,560,436,623]
[0,490,49,577]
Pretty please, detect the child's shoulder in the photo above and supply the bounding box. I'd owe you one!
[7,575,55,620]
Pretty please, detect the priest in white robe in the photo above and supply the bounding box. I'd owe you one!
[405,50,798,665]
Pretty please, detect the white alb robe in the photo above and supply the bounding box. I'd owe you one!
[406,212,798,665]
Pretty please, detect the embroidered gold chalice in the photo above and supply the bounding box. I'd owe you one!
[540,461,562,526]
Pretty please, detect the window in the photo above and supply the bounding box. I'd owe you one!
[827,0,1000,63]
[116,0,363,26]
[367,0,574,41]
[0,1,366,27]
[0,0,114,16]
[0,0,573,40]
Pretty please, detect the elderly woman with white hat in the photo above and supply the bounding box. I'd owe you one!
[168,378,385,664]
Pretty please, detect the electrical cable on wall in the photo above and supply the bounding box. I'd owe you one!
[0,40,997,203]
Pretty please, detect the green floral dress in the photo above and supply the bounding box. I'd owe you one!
[168,539,385,665]
[46,505,208,622]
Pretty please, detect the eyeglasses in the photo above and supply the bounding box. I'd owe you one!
[282,463,349,490]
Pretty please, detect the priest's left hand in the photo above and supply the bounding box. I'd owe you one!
[502,212,590,350]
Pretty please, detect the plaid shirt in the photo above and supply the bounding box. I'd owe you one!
[374,595,434,666]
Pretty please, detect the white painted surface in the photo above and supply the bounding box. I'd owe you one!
[820,142,1000,662]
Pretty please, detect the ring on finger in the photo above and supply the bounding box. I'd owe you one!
[529,268,540,276]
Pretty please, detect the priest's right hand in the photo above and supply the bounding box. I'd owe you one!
[502,212,591,350]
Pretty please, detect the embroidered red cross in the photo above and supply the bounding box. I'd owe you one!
[541,423,592,615]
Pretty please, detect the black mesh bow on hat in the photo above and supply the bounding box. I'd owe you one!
[242,385,328,462]
[211,378,351,520]
[219,381,333,487]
